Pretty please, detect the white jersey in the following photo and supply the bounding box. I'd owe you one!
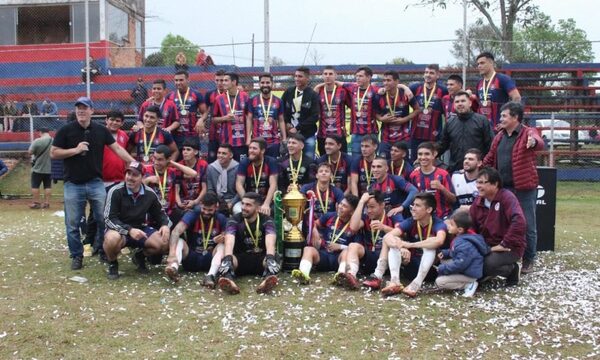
[451,171,478,206]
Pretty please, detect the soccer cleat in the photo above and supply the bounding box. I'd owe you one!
[381,281,404,296]
[291,269,311,285]
[256,274,279,294]
[506,262,521,286]
[218,275,240,295]
[165,263,180,283]
[107,261,119,280]
[362,275,383,290]
[29,202,41,209]
[132,249,148,273]
[331,272,345,286]
[402,282,420,298]
[83,244,93,258]
[462,281,478,297]
[202,274,216,289]
[71,256,83,270]
[342,273,360,291]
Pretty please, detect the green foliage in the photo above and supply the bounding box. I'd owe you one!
[387,57,414,65]
[143,52,165,67]
[160,34,199,66]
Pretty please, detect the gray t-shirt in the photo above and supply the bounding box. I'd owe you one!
[29,135,53,174]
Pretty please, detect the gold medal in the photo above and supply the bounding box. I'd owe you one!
[482,100,489,107]
[143,155,149,162]
[160,199,167,207]
[327,111,332,117]
[356,111,362,118]
[482,72,496,106]
[180,109,188,116]
[422,83,436,114]
[423,109,429,115]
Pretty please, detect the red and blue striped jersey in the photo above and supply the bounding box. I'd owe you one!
[167,88,204,137]
[316,212,358,250]
[138,98,179,129]
[129,128,174,164]
[204,89,224,141]
[409,167,455,219]
[476,73,517,129]
[237,156,279,199]
[409,82,448,141]
[388,159,413,181]
[316,153,351,192]
[142,164,178,213]
[181,210,228,251]
[342,83,379,135]
[369,174,417,213]
[213,91,250,147]
[350,157,374,195]
[399,216,447,257]
[374,89,418,142]
[360,214,403,252]
[317,86,348,138]
[247,94,284,145]
[177,158,208,202]
[300,182,344,219]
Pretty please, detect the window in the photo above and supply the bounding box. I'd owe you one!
[17,6,70,45]
[106,3,128,45]
[71,2,100,43]
[0,7,17,45]
[135,19,142,51]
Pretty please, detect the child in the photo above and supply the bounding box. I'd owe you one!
[436,210,490,297]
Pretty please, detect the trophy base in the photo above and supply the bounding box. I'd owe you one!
[282,226,304,271]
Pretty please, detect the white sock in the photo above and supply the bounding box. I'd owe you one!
[348,262,359,276]
[299,259,312,276]
[373,258,388,279]
[388,249,401,283]
[208,243,224,276]
[412,249,436,288]
[175,238,184,264]
[337,261,347,274]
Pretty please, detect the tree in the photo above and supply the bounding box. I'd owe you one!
[270,56,286,66]
[309,49,324,66]
[413,0,540,62]
[386,57,415,65]
[144,52,165,67]
[160,34,199,67]
[451,23,504,67]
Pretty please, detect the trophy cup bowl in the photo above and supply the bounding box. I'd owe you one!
[281,184,307,270]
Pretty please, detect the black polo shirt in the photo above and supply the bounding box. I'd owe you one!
[497,124,522,188]
[53,120,115,184]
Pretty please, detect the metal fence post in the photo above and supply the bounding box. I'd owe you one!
[29,114,34,144]
[549,112,555,167]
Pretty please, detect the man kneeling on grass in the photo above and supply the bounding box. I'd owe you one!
[217,192,280,294]
[164,191,228,288]
[103,161,171,279]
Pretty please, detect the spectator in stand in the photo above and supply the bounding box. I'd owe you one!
[3,101,18,132]
[130,78,148,114]
[41,99,58,117]
[28,128,53,209]
[81,56,101,83]
[195,49,215,67]
[175,52,189,72]
[21,98,40,117]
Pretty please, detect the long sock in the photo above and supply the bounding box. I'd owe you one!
[373,258,388,279]
[299,259,312,276]
[412,249,436,288]
[388,249,401,283]
[208,244,224,276]
[348,261,359,276]
[175,239,184,265]
[337,261,347,274]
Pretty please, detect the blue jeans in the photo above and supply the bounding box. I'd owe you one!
[511,188,538,262]
[64,178,106,258]
[304,135,316,160]
[378,141,391,159]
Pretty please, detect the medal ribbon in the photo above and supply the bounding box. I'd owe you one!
[329,154,340,184]
[227,90,239,115]
[363,159,373,187]
[391,160,404,177]
[143,127,157,158]
[289,153,303,185]
[252,160,264,192]
[331,216,350,244]
[356,85,370,114]
[244,216,261,249]
[482,72,496,103]
[386,89,399,117]
[293,88,303,113]
[316,185,330,213]
[154,168,168,201]
[423,83,437,110]
[325,85,337,115]
[260,93,273,122]
[371,213,386,251]
[417,216,433,242]
[199,216,214,250]
[177,87,190,113]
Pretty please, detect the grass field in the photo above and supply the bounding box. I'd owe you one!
[0,165,599,359]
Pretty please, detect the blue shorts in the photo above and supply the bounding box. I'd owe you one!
[360,249,381,275]
[402,255,437,282]
[316,249,340,272]
[123,226,156,249]
[182,249,213,272]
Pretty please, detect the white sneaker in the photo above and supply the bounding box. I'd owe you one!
[462,281,478,297]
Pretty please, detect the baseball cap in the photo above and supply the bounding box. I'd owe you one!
[125,161,143,175]
[75,97,94,108]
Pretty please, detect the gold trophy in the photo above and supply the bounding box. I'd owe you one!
[282,184,307,270]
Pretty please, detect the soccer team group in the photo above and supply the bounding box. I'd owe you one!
[49,51,543,297]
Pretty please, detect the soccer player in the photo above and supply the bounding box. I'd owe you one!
[369,157,417,217]
[206,143,239,215]
[452,148,482,210]
[315,134,352,193]
[200,69,227,162]
[235,138,278,216]
[483,102,543,274]
[167,70,206,150]
[388,141,413,181]
[136,79,179,132]
[103,161,171,279]
[165,192,228,288]
[282,66,320,160]
[316,66,348,155]
[338,191,403,290]
[441,74,479,119]
[437,91,493,173]
[128,105,179,164]
[212,72,250,161]
[246,73,286,158]
[175,138,208,211]
[142,145,197,226]
[409,142,456,219]
[409,64,448,161]
[380,192,448,297]
[291,194,359,284]
[350,134,378,196]
[279,133,316,192]
[475,52,521,130]
[217,192,280,294]
[375,70,419,159]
